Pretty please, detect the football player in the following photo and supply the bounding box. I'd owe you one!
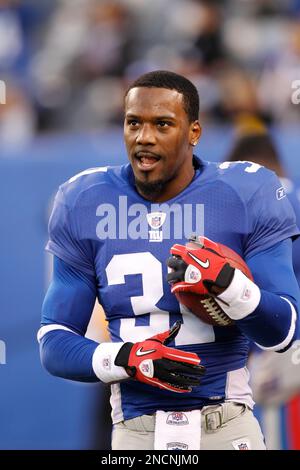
[38,71,300,450]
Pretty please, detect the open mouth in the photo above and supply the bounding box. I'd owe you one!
[135,151,161,171]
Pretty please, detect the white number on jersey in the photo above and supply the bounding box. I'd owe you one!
[219,161,262,173]
[106,252,215,345]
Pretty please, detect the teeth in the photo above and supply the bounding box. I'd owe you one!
[140,156,157,165]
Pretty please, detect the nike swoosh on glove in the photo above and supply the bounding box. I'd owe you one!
[114,321,205,393]
[167,235,261,320]
[167,236,236,296]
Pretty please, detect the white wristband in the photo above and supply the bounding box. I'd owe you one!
[215,269,261,320]
[92,342,130,383]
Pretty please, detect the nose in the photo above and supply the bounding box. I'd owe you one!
[136,123,156,145]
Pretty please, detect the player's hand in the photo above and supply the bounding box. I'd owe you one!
[167,235,234,296]
[114,321,205,393]
[167,235,261,321]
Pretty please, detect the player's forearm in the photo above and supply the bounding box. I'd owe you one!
[214,262,299,351]
[39,329,100,382]
[218,238,300,351]
[234,291,298,351]
[39,328,129,383]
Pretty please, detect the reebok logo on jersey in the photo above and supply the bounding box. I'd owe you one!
[136,347,156,357]
[188,252,210,269]
[276,186,286,200]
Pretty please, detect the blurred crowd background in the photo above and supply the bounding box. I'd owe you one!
[1,0,300,147]
[1,0,300,451]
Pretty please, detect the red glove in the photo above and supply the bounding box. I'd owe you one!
[114,321,205,393]
[167,236,235,296]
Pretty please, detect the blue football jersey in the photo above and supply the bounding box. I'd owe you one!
[46,158,299,422]
[284,178,300,284]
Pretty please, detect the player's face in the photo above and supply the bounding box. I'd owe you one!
[124,87,201,201]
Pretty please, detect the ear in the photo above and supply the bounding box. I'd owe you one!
[189,121,202,147]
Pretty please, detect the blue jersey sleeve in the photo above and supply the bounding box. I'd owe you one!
[40,330,99,382]
[41,256,97,334]
[237,239,300,350]
[284,181,300,284]
[244,172,299,258]
[40,256,99,382]
[46,187,95,275]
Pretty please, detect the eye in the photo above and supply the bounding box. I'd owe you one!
[127,119,139,127]
[157,121,170,128]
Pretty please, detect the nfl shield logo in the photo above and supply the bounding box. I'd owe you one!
[238,443,249,450]
[146,212,166,229]
[141,362,150,374]
[152,216,161,228]
[232,438,251,450]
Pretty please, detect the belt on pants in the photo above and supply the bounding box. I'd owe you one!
[202,402,246,432]
[118,402,247,434]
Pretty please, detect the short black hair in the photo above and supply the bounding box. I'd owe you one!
[125,70,199,122]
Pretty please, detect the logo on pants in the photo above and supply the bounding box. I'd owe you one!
[232,438,251,450]
[166,441,188,450]
[166,412,189,425]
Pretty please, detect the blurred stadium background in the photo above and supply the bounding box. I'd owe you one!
[1,0,300,450]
